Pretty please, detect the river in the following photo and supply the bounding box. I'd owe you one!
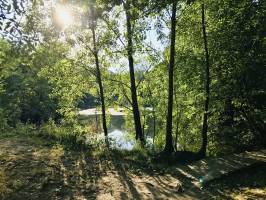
[78,108,154,150]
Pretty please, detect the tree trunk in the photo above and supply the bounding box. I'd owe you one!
[164,1,177,154]
[199,3,210,157]
[153,108,156,145]
[174,115,179,151]
[124,3,144,143]
[142,114,146,137]
[92,26,108,137]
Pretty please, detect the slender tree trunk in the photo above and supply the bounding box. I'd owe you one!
[175,125,178,151]
[199,3,210,157]
[95,110,98,132]
[174,86,180,151]
[153,108,156,145]
[124,3,144,143]
[142,114,146,136]
[92,26,108,136]
[147,82,156,146]
[164,2,177,154]
[174,114,179,151]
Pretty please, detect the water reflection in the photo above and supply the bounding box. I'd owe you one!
[108,129,135,150]
[78,108,154,150]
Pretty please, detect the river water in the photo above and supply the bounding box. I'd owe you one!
[78,108,154,150]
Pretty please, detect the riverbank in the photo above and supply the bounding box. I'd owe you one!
[0,134,266,199]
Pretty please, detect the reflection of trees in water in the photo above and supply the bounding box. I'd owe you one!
[79,114,154,136]
[108,116,125,132]
[79,115,125,133]
[145,117,154,137]
[80,114,156,149]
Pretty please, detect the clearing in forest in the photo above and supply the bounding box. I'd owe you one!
[0,135,266,200]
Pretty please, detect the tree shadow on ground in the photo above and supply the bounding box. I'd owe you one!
[104,149,266,199]
[1,136,265,200]
[0,136,104,200]
[105,152,207,200]
[204,162,266,199]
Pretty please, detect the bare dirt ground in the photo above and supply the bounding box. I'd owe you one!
[0,135,266,200]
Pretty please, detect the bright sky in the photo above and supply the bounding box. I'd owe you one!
[0,1,169,73]
[49,2,170,73]
[54,5,74,29]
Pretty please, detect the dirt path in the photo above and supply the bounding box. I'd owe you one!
[0,135,266,200]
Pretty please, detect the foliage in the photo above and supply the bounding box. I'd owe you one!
[0,0,265,155]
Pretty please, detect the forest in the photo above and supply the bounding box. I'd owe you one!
[0,0,266,199]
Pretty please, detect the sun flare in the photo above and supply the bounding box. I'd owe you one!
[55,5,73,28]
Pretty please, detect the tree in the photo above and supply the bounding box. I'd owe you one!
[100,0,146,143]
[123,0,144,143]
[88,1,108,136]
[198,3,210,157]
[207,0,266,152]
[163,1,177,154]
[0,0,26,38]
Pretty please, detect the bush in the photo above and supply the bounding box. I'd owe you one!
[39,119,88,150]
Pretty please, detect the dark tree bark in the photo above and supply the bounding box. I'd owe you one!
[199,3,210,157]
[124,2,144,143]
[142,114,146,136]
[90,3,108,137]
[152,108,156,145]
[163,1,177,154]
